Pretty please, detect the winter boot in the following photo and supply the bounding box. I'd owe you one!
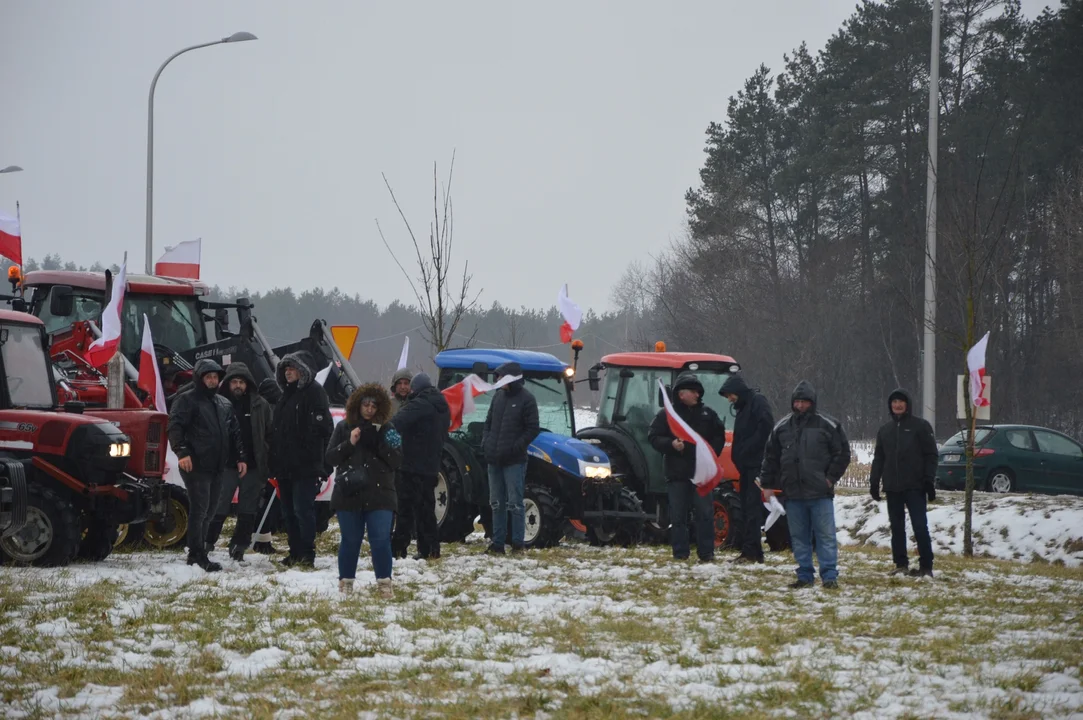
[889,566,909,576]
[228,543,246,563]
[339,579,354,594]
[205,514,227,551]
[187,550,222,573]
[909,567,934,579]
[253,541,279,555]
[376,578,394,599]
[228,514,254,563]
[789,578,814,589]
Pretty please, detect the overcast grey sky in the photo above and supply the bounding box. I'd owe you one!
[0,0,1053,312]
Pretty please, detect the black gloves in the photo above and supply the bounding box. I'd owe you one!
[925,482,936,502]
[870,483,881,502]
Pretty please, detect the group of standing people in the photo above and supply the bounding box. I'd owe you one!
[648,372,938,587]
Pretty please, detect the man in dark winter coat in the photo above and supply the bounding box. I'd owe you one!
[482,362,540,555]
[648,372,727,563]
[167,359,247,571]
[390,372,451,560]
[760,380,851,589]
[390,368,413,414]
[720,374,775,564]
[269,353,334,567]
[204,362,274,563]
[870,388,938,577]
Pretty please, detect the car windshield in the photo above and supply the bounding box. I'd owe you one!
[1,323,55,408]
[119,294,206,362]
[944,428,994,447]
[455,372,573,436]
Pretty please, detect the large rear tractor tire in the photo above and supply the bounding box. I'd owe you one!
[0,485,81,567]
[79,520,120,562]
[586,487,645,547]
[523,485,564,549]
[437,457,476,543]
[712,486,743,550]
[137,485,190,551]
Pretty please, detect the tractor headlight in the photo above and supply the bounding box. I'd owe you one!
[578,460,612,479]
[564,367,575,379]
[109,442,131,458]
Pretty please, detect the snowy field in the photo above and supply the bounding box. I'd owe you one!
[1,490,1082,718]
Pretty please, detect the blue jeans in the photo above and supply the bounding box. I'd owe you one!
[667,480,715,561]
[786,498,838,583]
[337,509,394,580]
[488,463,526,549]
[277,477,320,561]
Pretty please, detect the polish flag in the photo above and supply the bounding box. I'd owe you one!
[657,379,724,497]
[154,239,201,279]
[397,336,410,370]
[86,259,127,368]
[557,284,582,344]
[0,211,21,266]
[442,372,522,432]
[967,331,990,407]
[137,314,167,413]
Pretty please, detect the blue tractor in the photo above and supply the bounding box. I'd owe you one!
[434,348,646,548]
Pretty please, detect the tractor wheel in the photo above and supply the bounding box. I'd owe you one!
[522,485,563,549]
[712,486,743,550]
[586,487,645,547]
[79,520,120,562]
[437,456,475,543]
[138,485,190,551]
[0,484,81,567]
[765,515,792,552]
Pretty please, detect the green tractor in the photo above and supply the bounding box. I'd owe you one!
[579,350,790,551]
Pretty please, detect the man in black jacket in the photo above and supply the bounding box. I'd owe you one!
[720,374,775,564]
[269,353,334,567]
[482,362,540,555]
[648,372,727,563]
[167,359,247,571]
[760,380,851,589]
[390,372,451,560]
[204,362,274,563]
[869,388,938,577]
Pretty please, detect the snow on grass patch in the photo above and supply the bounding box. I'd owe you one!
[836,489,1083,566]
[1,521,1082,718]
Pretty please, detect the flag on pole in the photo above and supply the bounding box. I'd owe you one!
[442,373,522,432]
[0,211,21,266]
[315,362,333,386]
[86,258,127,368]
[557,284,582,344]
[137,314,167,413]
[397,336,410,371]
[154,239,201,279]
[967,331,990,407]
[657,379,724,497]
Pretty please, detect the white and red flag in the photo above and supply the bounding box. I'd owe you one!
[0,211,21,266]
[443,373,522,432]
[557,284,582,344]
[86,258,127,368]
[657,379,724,497]
[398,336,410,370]
[967,331,990,407]
[137,314,167,413]
[155,239,201,279]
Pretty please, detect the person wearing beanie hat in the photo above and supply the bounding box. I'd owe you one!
[390,368,413,413]
[390,370,451,560]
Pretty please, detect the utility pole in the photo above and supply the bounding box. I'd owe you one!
[922,0,942,430]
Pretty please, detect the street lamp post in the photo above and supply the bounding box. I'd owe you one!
[145,32,257,274]
[922,0,941,430]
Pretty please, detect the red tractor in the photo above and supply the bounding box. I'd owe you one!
[579,350,790,551]
[0,309,168,566]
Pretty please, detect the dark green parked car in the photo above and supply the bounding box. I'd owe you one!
[936,424,1083,495]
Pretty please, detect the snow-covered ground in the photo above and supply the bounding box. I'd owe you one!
[1,491,1082,718]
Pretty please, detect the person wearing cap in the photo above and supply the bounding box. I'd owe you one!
[869,388,938,578]
[167,358,247,572]
[390,372,451,560]
[648,372,727,563]
[269,353,334,568]
[326,382,403,597]
[759,380,851,589]
[482,362,540,555]
[390,369,413,413]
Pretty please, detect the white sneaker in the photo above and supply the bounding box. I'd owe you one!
[376,577,393,599]
[339,578,354,594]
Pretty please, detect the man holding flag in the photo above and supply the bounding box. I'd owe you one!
[648,372,727,563]
[759,380,851,589]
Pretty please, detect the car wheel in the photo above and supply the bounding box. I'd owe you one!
[987,468,1015,493]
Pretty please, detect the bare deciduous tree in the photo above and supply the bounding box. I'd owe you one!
[377,151,481,354]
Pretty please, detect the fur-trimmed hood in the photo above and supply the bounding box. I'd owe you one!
[276,352,313,389]
[345,382,393,426]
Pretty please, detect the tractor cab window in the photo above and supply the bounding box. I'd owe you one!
[120,294,206,362]
[32,287,103,336]
[1,324,55,408]
[522,374,572,436]
[619,369,668,428]
[695,371,739,425]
